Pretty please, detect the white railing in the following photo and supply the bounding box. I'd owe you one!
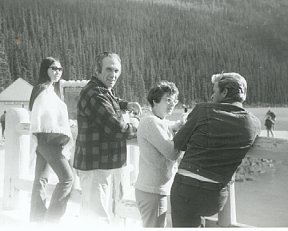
[3,108,288,227]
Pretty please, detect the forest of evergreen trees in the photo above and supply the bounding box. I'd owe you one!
[0,0,288,106]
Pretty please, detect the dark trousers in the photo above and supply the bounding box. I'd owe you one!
[30,142,73,223]
[171,174,228,227]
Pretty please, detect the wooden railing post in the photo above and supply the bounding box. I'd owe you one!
[218,178,237,227]
[3,108,30,210]
[126,140,139,186]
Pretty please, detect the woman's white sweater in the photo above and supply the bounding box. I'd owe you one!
[135,113,182,195]
[30,85,73,160]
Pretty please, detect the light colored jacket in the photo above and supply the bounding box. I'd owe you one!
[30,85,73,160]
[135,113,182,195]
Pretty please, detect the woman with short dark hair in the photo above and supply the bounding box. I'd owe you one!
[135,80,185,227]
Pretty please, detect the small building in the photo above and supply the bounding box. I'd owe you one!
[0,78,33,111]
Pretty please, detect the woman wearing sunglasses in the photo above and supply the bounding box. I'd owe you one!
[29,57,74,223]
[135,80,186,227]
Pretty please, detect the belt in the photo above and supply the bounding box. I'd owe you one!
[174,173,226,191]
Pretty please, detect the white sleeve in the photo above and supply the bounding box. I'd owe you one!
[139,117,180,161]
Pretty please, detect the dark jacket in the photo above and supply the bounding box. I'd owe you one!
[174,103,261,185]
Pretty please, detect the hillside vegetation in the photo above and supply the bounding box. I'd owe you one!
[0,0,288,105]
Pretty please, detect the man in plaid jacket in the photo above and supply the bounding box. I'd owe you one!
[73,52,141,223]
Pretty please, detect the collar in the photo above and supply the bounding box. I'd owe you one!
[220,99,243,108]
[222,101,243,108]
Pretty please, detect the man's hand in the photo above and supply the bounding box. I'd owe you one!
[127,102,142,116]
[125,122,138,140]
[170,113,188,133]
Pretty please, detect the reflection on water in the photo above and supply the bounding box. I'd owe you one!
[236,160,288,227]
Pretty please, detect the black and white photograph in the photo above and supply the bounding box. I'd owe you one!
[0,0,287,229]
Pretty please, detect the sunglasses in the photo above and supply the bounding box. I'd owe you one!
[49,66,63,72]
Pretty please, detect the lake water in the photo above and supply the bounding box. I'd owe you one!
[236,160,288,227]
[168,108,288,227]
[235,130,288,227]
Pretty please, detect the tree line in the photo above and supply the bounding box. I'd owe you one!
[0,0,288,106]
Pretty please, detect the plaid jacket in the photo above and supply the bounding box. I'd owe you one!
[73,77,131,170]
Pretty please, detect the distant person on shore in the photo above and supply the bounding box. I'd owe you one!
[1,110,6,139]
[266,109,276,121]
[29,57,74,223]
[73,51,141,224]
[135,81,185,227]
[170,72,261,227]
[265,110,275,138]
